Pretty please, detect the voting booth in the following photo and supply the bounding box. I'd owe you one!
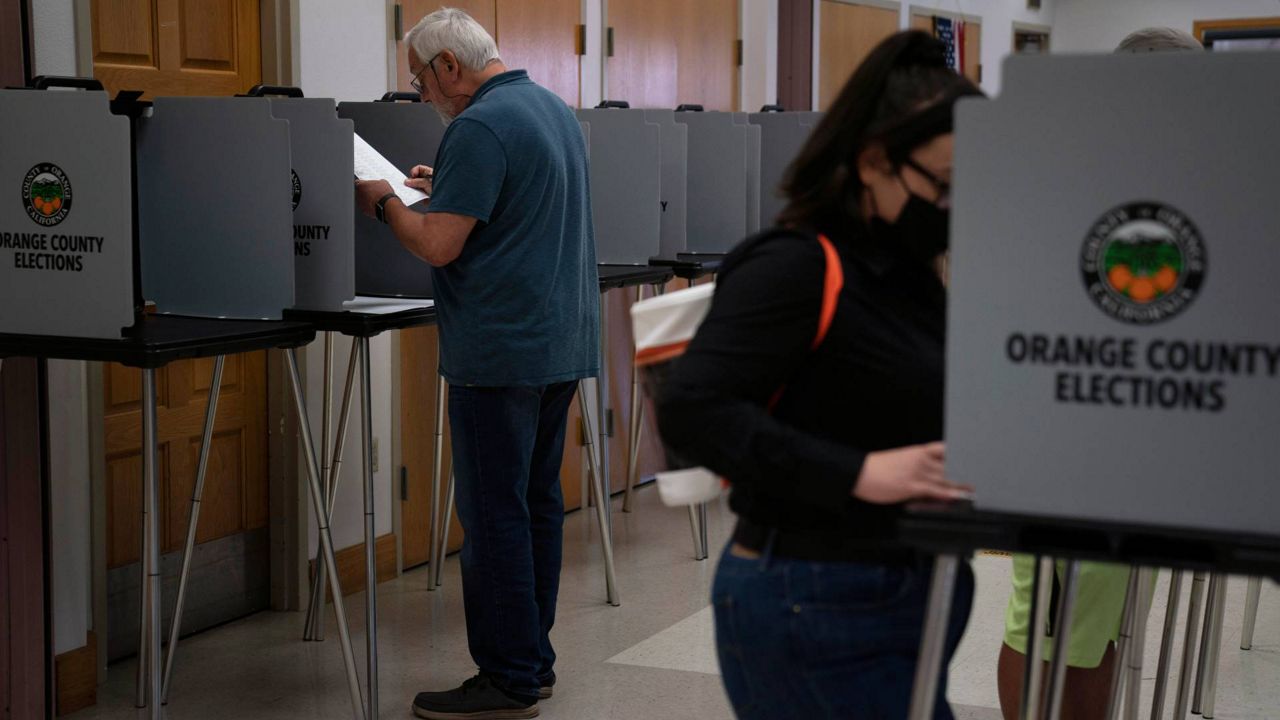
[338,96,442,297]
[902,52,1280,720]
[137,97,295,319]
[748,110,821,227]
[643,110,689,260]
[946,52,1280,538]
[0,87,136,338]
[676,110,761,254]
[576,107,662,265]
[268,96,356,311]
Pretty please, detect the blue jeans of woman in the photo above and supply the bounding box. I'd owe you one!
[713,542,974,719]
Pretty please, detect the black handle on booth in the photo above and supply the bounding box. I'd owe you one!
[675,104,704,112]
[760,104,785,112]
[31,75,105,91]
[378,92,422,102]
[595,100,630,109]
[246,84,305,98]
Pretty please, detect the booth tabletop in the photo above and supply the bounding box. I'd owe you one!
[284,297,438,338]
[650,255,723,280]
[598,265,674,290]
[0,315,316,369]
[899,502,1280,580]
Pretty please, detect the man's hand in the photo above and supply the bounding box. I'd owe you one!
[405,165,433,195]
[852,443,974,505]
[355,179,394,218]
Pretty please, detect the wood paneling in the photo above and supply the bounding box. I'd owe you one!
[819,1,899,110]
[496,0,580,106]
[309,533,398,600]
[963,21,981,84]
[399,326,453,569]
[2,357,48,720]
[1193,16,1280,42]
[397,0,498,94]
[104,352,267,569]
[607,0,739,111]
[55,632,98,716]
[0,0,28,87]
[92,0,261,98]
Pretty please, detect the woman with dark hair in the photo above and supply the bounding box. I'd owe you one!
[656,31,982,719]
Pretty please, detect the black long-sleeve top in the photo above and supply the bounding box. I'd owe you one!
[656,225,947,556]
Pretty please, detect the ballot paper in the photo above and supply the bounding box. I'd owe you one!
[353,132,430,207]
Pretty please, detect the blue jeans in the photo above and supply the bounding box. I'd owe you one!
[447,381,577,701]
[713,542,974,719]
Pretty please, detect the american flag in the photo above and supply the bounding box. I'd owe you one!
[933,16,966,74]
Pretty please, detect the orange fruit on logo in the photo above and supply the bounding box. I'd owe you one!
[1153,265,1178,293]
[1128,277,1157,303]
[51,197,62,211]
[1107,264,1134,292]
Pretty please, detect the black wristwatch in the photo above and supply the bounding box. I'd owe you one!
[374,192,398,224]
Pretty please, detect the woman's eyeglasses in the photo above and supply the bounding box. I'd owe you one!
[901,157,951,206]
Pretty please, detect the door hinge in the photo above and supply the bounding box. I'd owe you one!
[393,4,403,41]
[400,466,408,501]
[605,409,614,438]
[736,39,744,67]
[606,27,615,58]
[576,24,586,56]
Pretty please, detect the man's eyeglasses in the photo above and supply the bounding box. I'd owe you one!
[901,157,951,206]
[410,53,441,94]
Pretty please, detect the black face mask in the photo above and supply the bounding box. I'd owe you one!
[871,193,950,266]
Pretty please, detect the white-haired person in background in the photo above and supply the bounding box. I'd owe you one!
[355,7,599,719]
[997,27,1202,720]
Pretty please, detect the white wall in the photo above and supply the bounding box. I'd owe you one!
[897,0,1057,96]
[742,0,780,111]
[1053,0,1280,53]
[47,361,93,656]
[32,0,78,77]
[297,0,391,101]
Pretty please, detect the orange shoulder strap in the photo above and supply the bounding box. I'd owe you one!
[812,234,844,350]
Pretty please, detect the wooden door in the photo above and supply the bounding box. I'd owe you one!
[495,0,580,106]
[90,0,261,98]
[90,0,269,660]
[819,1,899,110]
[963,21,981,84]
[396,1,497,93]
[607,0,739,111]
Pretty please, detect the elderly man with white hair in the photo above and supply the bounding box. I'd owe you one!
[355,7,598,719]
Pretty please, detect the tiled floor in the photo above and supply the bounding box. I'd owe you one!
[75,486,1276,719]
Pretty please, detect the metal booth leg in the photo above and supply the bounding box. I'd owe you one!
[304,333,334,638]
[1150,570,1184,720]
[161,356,225,703]
[1020,556,1054,720]
[1198,574,1228,719]
[1042,560,1082,720]
[357,338,380,719]
[1174,571,1207,719]
[578,385,620,606]
[1242,576,1262,650]
[286,348,367,720]
[429,350,446,592]
[687,505,706,561]
[1123,568,1155,720]
[906,554,961,720]
[133,369,163,717]
[433,469,454,587]
[1105,567,1141,720]
[305,339,360,640]
[623,284,644,513]
[596,290,613,528]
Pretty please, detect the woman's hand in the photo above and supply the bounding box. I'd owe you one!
[405,164,433,194]
[852,442,973,504]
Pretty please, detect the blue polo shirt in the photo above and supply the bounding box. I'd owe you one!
[426,70,600,387]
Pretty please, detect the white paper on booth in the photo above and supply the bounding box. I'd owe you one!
[353,132,430,207]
